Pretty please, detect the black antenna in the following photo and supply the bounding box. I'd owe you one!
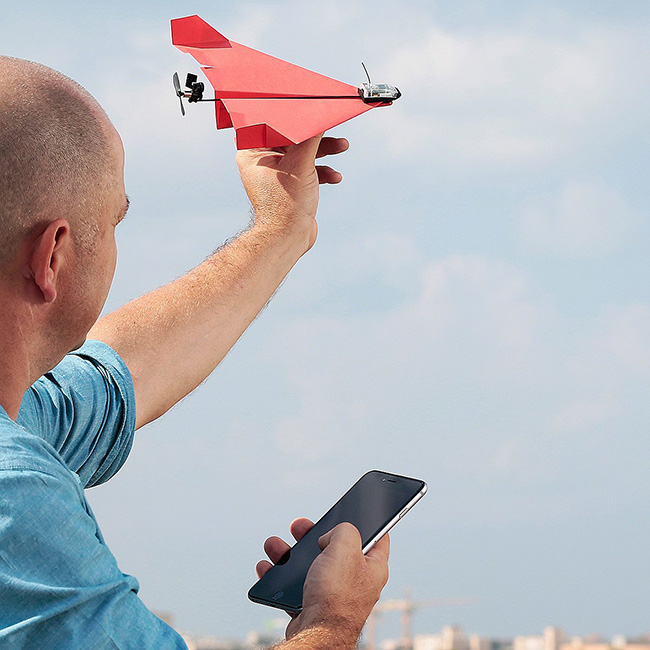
[361,62,372,85]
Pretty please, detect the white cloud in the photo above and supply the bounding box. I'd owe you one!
[374,22,647,166]
[226,6,276,49]
[518,180,639,257]
[376,254,543,373]
[573,302,650,376]
[551,397,615,433]
[274,380,369,463]
[265,254,550,477]
[600,303,650,370]
[491,439,523,471]
[265,248,650,492]
[347,232,422,276]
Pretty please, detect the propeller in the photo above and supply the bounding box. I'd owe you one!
[173,72,185,116]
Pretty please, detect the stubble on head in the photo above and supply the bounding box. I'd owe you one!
[0,57,115,263]
[0,56,126,368]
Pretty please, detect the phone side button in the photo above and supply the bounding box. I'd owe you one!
[398,508,408,519]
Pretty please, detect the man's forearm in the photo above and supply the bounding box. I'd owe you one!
[88,223,306,428]
[89,135,346,428]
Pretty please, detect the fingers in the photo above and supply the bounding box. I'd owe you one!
[316,137,349,159]
[289,517,315,541]
[281,134,348,169]
[263,536,291,565]
[237,135,348,186]
[316,165,343,184]
[256,559,273,579]
[315,138,348,184]
[256,519,316,578]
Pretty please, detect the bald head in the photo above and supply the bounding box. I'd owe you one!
[0,57,113,265]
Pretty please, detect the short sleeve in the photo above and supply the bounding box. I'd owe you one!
[0,467,187,649]
[17,340,136,488]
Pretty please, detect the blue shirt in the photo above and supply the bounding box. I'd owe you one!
[0,341,188,649]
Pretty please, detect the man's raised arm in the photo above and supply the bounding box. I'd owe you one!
[88,135,348,429]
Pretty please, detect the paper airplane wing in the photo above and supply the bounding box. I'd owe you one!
[171,15,385,149]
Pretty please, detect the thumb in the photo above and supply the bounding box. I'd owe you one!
[318,522,362,553]
[283,133,324,167]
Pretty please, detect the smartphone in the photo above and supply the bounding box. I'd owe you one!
[248,469,427,613]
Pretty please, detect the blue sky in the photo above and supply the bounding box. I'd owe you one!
[3,0,650,642]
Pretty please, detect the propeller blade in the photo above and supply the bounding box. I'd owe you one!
[172,72,185,116]
[173,72,182,97]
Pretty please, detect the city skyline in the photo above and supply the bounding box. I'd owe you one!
[178,621,650,650]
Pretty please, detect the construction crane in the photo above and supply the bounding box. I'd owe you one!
[363,588,478,650]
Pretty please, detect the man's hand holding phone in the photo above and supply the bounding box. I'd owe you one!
[258,518,390,649]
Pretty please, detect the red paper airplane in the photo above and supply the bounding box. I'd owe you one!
[171,15,400,149]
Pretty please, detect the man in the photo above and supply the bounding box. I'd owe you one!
[0,56,389,648]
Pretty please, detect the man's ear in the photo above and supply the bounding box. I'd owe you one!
[29,218,71,304]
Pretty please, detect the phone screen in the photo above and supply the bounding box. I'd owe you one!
[248,470,427,612]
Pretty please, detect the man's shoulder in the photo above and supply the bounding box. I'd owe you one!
[12,339,137,489]
[0,414,71,479]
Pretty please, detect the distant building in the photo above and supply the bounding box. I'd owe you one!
[514,634,544,650]
[469,635,491,650]
[560,639,650,650]
[443,626,471,650]
[514,626,567,650]
[414,635,443,650]
[545,627,567,650]
[180,633,247,650]
[414,625,476,650]
[490,639,514,650]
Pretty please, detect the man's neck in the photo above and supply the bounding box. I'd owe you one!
[0,298,37,420]
[0,380,26,420]
[0,360,30,421]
